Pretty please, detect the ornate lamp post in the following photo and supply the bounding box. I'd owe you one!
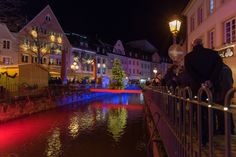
[168,15,185,64]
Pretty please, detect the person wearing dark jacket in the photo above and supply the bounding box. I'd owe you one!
[184,38,223,146]
[184,39,223,95]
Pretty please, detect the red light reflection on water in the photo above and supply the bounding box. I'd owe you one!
[92,103,143,110]
[0,110,68,153]
[90,89,142,94]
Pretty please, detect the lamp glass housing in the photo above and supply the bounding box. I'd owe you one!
[169,20,181,35]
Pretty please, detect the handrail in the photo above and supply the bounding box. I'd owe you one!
[144,86,236,157]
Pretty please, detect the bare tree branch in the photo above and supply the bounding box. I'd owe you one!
[0,0,27,32]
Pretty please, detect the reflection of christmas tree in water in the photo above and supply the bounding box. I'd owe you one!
[107,108,128,142]
[45,127,62,157]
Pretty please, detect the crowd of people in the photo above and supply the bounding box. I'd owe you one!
[152,38,235,146]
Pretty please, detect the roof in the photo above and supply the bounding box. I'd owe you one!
[126,40,158,53]
[182,0,196,15]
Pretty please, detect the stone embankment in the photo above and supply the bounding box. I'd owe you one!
[0,86,106,123]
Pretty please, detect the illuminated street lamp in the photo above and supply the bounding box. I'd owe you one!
[153,69,158,78]
[71,61,79,71]
[169,15,181,44]
[168,15,185,64]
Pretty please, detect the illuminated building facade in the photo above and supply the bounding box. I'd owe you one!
[0,23,18,65]
[17,5,71,82]
[183,0,236,86]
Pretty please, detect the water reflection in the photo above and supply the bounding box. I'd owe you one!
[107,108,128,142]
[0,93,145,157]
[68,116,80,138]
[45,127,62,157]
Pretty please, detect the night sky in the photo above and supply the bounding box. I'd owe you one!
[25,0,189,56]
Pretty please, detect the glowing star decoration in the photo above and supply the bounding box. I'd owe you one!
[54,49,61,54]
[50,35,55,42]
[57,37,62,44]
[41,47,47,54]
[21,44,30,51]
[31,45,38,52]
[31,30,38,38]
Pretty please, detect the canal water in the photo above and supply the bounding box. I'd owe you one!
[0,93,147,157]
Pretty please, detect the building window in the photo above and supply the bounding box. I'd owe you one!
[137,61,139,65]
[190,15,195,32]
[224,18,236,44]
[129,60,131,64]
[133,60,135,65]
[49,58,55,65]
[45,15,51,21]
[129,69,131,74]
[43,58,47,64]
[208,29,215,49]
[197,6,203,25]
[2,40,10,49]
[97,58,101,63]
[133,69,135,74]
[22,54,29,63]
[2,57,11,65]
[32,56,38,63]
[209,0,215,14]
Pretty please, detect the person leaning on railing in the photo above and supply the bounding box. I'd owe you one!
[184,38,223,146]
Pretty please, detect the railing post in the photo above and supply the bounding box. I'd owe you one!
[183,87,193,157]
[175,87,182,157]
[224,88,236,157]
[197,86,213,157]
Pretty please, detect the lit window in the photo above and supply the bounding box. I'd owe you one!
[209,0,215,14]
[224,18,236,44]
[2,40,10,49]
[2,57,11,65]
[208,29,215,49]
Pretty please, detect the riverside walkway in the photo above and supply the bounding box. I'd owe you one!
[144,86,236,157]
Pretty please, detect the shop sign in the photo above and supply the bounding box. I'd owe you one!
[218,47,234,58]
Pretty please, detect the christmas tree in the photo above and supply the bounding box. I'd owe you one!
[109,59,125,89]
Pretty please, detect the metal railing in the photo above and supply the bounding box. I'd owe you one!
[144,86,236,157]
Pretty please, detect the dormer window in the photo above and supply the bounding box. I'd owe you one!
[45,15,51,21]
